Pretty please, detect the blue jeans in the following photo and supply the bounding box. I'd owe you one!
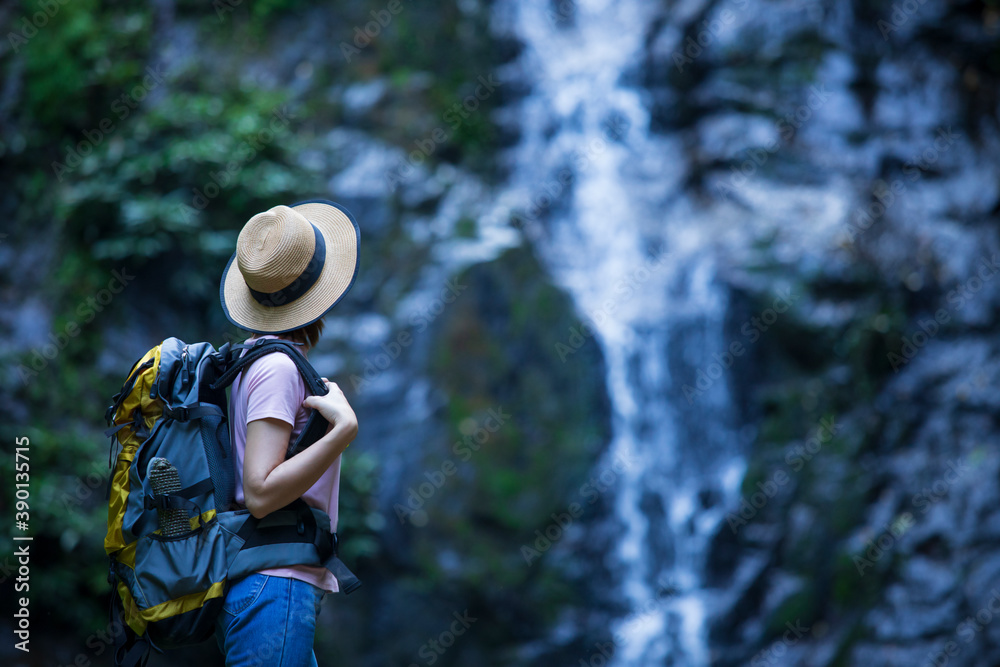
[215,573,326,666]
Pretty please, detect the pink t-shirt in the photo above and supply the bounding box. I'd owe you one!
[230,335,341,592]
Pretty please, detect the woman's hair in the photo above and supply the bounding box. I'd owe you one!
[283,319,325,349]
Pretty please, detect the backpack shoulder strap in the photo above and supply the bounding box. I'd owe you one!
[211,339,331,459]
[211,339,324,393]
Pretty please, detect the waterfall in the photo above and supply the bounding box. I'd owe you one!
[492,0,747,663]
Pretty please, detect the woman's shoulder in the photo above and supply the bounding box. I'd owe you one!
[244,350,307,391]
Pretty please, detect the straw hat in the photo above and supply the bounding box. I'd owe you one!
[220,199,360,333]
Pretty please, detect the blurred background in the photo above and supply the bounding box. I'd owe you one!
[1,0,999,665]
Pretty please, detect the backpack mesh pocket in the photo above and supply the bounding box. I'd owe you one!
[200,414,234,511]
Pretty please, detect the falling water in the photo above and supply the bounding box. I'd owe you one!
[491,0,747,663]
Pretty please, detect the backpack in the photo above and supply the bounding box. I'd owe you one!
[103,336,361,667]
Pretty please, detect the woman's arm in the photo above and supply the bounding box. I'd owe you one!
[243,381,358,519]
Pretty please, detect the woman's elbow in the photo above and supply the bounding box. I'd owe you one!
[244,489,272,519]
[344,418,359,442]
[247,504,269,520]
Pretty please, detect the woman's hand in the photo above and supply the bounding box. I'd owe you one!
[244,380,358,519]
[303,380,358,437]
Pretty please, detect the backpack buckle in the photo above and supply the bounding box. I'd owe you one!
[167,406,189,421]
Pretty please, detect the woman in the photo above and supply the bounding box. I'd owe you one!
[214,200,361,666]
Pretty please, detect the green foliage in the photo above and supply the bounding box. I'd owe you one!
[337,451,383,563]
[3,0,346,639]
[766,582,818,636]
[18,0,153,132]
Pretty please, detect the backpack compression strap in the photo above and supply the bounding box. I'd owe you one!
[110,586,155,667]
[210,339,331,459]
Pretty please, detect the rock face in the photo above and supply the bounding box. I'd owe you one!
[627,0,1000,664]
